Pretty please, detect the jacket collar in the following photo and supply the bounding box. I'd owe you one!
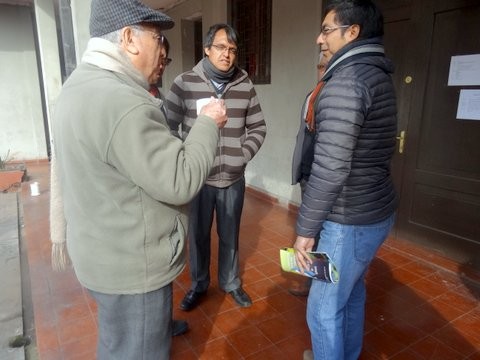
[82,38,149,90]
[322,37,385,81]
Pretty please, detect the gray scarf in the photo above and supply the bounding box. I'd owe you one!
[202,57,236,94]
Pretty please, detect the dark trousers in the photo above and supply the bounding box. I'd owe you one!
[188,178,245,293]
[89,283,172,360]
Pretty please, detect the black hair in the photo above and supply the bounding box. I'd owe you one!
[203,23,239,48]
[324,0,384,39]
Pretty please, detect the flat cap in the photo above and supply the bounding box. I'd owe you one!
[90,0,175,37]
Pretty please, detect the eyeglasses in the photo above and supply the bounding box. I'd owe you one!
[321,25,350,35]
[133,26,166,46]
[211,44,238,55]
[160,57,172,66]
[144,30,165,45]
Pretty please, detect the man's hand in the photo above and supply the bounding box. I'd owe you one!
[293,235,315,273]
[200,97,227,129]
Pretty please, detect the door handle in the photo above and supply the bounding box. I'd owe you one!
[396,130,406,154]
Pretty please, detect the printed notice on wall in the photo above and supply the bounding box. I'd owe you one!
[448,55,480,86]
[456,90,480,121]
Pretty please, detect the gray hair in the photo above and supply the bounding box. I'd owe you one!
[98,24,144,44]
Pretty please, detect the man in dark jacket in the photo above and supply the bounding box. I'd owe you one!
[293,1,397,359]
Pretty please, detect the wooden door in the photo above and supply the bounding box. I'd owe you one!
[378,0,415,210]
[387,0,480,269]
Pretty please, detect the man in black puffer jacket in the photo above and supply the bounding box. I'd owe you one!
[293,1,397,359]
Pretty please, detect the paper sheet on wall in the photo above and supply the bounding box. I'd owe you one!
[448,54,480,86]
[456,90,480,121]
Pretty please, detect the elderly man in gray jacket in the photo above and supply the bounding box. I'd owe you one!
[51,0,226,359]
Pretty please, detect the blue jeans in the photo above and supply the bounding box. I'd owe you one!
[307,213,395,360]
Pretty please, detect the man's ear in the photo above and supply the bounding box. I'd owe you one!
[346,24,360,41]
[121,27,140,55]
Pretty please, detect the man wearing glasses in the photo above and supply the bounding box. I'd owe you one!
[167,23,267,311]
[292,1,397,359]
[51,0,227,358]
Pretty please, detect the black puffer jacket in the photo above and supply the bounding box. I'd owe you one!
[296,38,397,238]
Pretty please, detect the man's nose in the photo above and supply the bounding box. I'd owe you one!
[316,33,324,45]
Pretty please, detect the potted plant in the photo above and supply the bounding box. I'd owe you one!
[0,150,26,193]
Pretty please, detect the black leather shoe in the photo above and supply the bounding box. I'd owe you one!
[179,290,205,311]
[172,319,188,336]
[228,287,252,307]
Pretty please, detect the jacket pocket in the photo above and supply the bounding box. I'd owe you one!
[168,215,186,265]
[229,138,247,168]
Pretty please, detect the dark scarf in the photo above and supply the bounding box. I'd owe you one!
[202,57,236,89]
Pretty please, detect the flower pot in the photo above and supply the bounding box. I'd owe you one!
[0,164,26,192]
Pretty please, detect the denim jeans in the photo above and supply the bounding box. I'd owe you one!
[307,213,395,360]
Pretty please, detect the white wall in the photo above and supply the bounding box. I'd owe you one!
[249,0,322,206]
[71,0,91,62]
[34,0,62,150]
[0,4,46,161]
[160,0,202,87]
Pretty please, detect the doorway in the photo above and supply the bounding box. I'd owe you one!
[180,17,203,72]
[0,4,46,160]
[379,0,480,269]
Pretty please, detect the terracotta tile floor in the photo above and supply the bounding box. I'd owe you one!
[19,162,480,359]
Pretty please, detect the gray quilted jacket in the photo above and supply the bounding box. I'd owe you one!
[296,38,398,237]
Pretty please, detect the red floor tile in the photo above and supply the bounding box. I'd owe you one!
[227,325,273,357]
[17,162,480,359]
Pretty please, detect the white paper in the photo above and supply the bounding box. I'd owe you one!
[196,98,211,115]
[456,90,480,121]
[448,54,480,86]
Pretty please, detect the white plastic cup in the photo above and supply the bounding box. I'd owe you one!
[30,182,40,196]
[196,98,212,115]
